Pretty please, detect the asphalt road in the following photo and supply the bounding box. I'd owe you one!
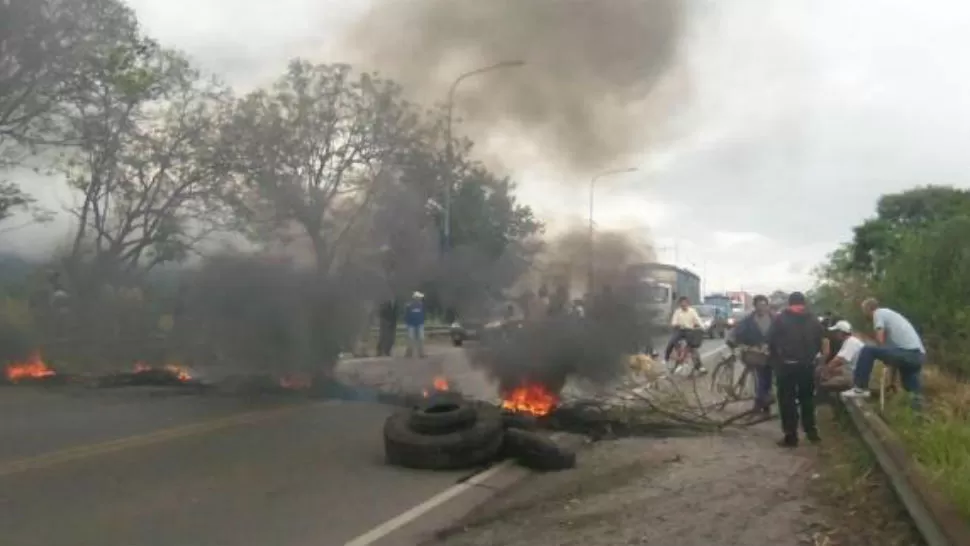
[0,386,471,546]
[0,337,730,546]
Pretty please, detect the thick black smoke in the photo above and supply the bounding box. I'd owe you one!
[173,254,379,377]
[473,226,659,393]
[474,305,653,396]
[344,0,685,173]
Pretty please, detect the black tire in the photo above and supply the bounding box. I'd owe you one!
[409,399,478,435]
[501,412,539,430]
[101,369,185,388]
[384,405,504,470]
[503,428,576,472]
[452,338,464,347]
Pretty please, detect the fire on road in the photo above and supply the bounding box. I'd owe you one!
[0,341,730,546]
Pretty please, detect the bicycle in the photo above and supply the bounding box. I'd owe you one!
[669,328,705,377]
[710,345,758,401]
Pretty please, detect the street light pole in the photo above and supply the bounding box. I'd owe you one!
[443,60,525,252]
[587,167,638,296]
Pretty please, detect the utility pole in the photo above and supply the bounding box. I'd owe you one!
[442,60,525,253]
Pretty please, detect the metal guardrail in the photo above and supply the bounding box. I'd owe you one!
[367,325,451,336]
[842,397,970,546]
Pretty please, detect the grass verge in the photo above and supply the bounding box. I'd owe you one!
[810,403,924,545]
[876,366,970,522]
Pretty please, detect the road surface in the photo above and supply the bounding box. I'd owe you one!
[0,355,485,546]
[0,338,729,546]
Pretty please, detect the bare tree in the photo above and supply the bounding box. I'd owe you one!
[1,0,138,228]
[1,0,138,157]
[61,41,233,284]
[223,61,419,274]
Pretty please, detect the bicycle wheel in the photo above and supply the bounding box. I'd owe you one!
[710,354,737,396]
[733,365,757,400]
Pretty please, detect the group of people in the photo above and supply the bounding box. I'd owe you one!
[376,291,428,358]
[692,293,925,448]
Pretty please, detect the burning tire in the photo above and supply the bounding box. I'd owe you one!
[502,428,576,472]
[98,369,187,388]
[409,399,477,435]
[383,405,504,470]
[501,411,539,431]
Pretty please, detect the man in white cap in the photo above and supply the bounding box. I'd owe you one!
[404,291,426,358]
[819,319,865,388]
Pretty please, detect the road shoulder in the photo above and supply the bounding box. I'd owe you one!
[422,423,833,546]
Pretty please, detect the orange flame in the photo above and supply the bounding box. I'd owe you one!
[132,362,190,382]
[501,382,559,416]
[433,376,449,391]
[5,352,56,382]
[163,364,191,382]
[422,375,450,397]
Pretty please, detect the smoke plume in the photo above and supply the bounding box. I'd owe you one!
[344,0,686,173]
[536,225,656,297]
[475,225,658,393]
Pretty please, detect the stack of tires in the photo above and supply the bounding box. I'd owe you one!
[383,395,576,472]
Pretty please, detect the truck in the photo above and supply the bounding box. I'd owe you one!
[704,293,741,330]
[703,294,733,317]
[625,262,701,324]
[725,291,753,314]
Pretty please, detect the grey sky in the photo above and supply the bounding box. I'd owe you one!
[5,0,969,294]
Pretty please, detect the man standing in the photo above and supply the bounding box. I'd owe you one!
[664,296,706,373]
[768,292,824,447]
[376,298,398,357]
[728,295,774,413]
[820,320,865,389]
[841,298,925,406]
[404,291,426,358]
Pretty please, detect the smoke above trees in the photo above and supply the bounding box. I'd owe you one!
[344,0,686,174]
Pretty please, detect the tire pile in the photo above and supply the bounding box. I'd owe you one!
[383,393,577,472]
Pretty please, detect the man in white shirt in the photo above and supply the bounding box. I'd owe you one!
[664,296,705,372]
[842,298,926,406]
[819,320,864,388]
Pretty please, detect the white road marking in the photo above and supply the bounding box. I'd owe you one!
[343,459,516,546]
[701,346,728,361]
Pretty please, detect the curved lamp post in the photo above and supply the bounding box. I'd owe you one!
[442,60,525,251]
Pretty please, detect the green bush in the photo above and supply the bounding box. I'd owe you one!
[884,394,970,521]
[876,215,970,377]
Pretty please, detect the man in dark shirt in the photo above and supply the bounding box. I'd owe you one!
[768,292,824,448]
[377,299,399,357]
[818,311,845,362]
[404,292,426,358]
[728,295,774,413]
